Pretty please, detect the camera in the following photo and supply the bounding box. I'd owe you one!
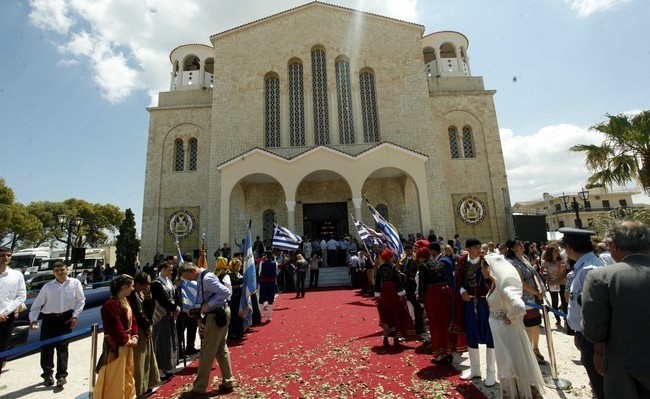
[187,307,202,320]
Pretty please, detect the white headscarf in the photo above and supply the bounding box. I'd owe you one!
[484,253,526,320]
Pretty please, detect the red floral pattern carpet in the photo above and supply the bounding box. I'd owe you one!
[150,288,488,398]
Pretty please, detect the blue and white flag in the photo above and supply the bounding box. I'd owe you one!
[180,280,198,313]
[175,238,185,265]
[367,200,404,258]
[239,220,257,331]
[272,225,302,251]
[353,217,386,246]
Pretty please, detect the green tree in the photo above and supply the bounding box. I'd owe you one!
[1,203,43,250]
[589,206,650,236]
[0,178,16,239]
[26,199,123,248]
[570,110,650,194]
[115,208,140,275]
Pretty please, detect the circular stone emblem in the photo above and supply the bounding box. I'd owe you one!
[457,195,487,226]
[167,209,196,239]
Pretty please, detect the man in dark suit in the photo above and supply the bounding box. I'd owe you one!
[582,219,650,399]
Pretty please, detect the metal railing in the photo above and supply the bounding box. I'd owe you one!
[0,323,103,398]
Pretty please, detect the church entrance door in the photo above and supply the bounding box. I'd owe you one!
[302,202,348,240]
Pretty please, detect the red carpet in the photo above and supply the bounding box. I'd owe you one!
[150,289,488,398]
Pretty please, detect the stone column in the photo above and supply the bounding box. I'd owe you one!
[286,200,297,231]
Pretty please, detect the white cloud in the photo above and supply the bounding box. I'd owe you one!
[28,0,73,34]
[500,124,604,204]
[28,0,417,104]
[565,0,633,17]
[502,123,649,206]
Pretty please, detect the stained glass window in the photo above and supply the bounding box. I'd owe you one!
[188,138,198,170]
[289,62,305,146]
[311,49,330,145]
[360,71,379,142]
[174,138,184,171]
[264,75,280,147]
[335,58,354,144]
[448,127,460,159]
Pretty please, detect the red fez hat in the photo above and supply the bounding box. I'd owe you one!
[416,247,431,259]
[380,249,395,261]
[415,239,430,249]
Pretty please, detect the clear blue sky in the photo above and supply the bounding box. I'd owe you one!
[1,0,648,235]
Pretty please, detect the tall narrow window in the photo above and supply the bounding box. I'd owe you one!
[263,209,276,243]
[311,48,329,145]
[462,126,475,158]
[289,62,305,146]
[264,75,280,147]
[335,58,354,144]
[174,139,184,171]
[448,127,460,159]
[360,71,379,142]
[376,204,389,220]
[188,138,198,170]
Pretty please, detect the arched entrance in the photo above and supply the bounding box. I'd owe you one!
[295,170,353,241]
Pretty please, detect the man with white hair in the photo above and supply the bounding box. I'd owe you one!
[582,220,650,399]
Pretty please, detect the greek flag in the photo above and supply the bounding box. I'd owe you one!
[180,280,198,313]
[367,201,404,258]
[272,225,302,251]
[175,238,184,265]
[239,220,257,331]
[353,217,386,246]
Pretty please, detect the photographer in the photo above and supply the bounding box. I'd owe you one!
[178,263,234,398]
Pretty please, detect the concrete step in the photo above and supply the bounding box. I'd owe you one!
[311,267,350,288]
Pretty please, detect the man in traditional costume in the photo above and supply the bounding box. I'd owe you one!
[450,238,495,387]
[401,243,425,334]
[258,251,278,322]
[416,243,458,364]
[374,249,415,347]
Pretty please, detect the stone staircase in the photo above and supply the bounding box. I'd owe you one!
[312,267,351,288]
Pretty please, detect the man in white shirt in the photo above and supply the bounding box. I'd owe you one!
[29,261,86,388]
[0,246,26,376]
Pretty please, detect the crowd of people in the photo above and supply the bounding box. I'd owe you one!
[367,221,649,399]
[0,218,649,399]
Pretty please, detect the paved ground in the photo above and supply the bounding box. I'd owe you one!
[0,291,595,398]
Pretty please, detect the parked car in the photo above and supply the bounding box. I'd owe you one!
[24,272,56,291]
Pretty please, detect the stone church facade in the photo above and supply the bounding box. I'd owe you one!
[141,2,511,261]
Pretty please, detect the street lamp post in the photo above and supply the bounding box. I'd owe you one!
[58,214,84,265]
[559,188,590,229]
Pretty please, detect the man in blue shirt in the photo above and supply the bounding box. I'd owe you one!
[560,227,605,399]
[178,263,234,398]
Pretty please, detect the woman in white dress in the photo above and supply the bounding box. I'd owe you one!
[482,253,545,399]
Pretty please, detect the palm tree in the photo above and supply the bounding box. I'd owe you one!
[570,110,650,194]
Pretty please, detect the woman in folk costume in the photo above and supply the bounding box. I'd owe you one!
[374,249,415,347]
[416,242,459,364]
[482,253,545,399]
[227,258,244,340]
[94,275,139,399]
[128,272,160,397]
[150,260,179,379]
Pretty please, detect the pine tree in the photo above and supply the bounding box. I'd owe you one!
[115,208,140,275]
